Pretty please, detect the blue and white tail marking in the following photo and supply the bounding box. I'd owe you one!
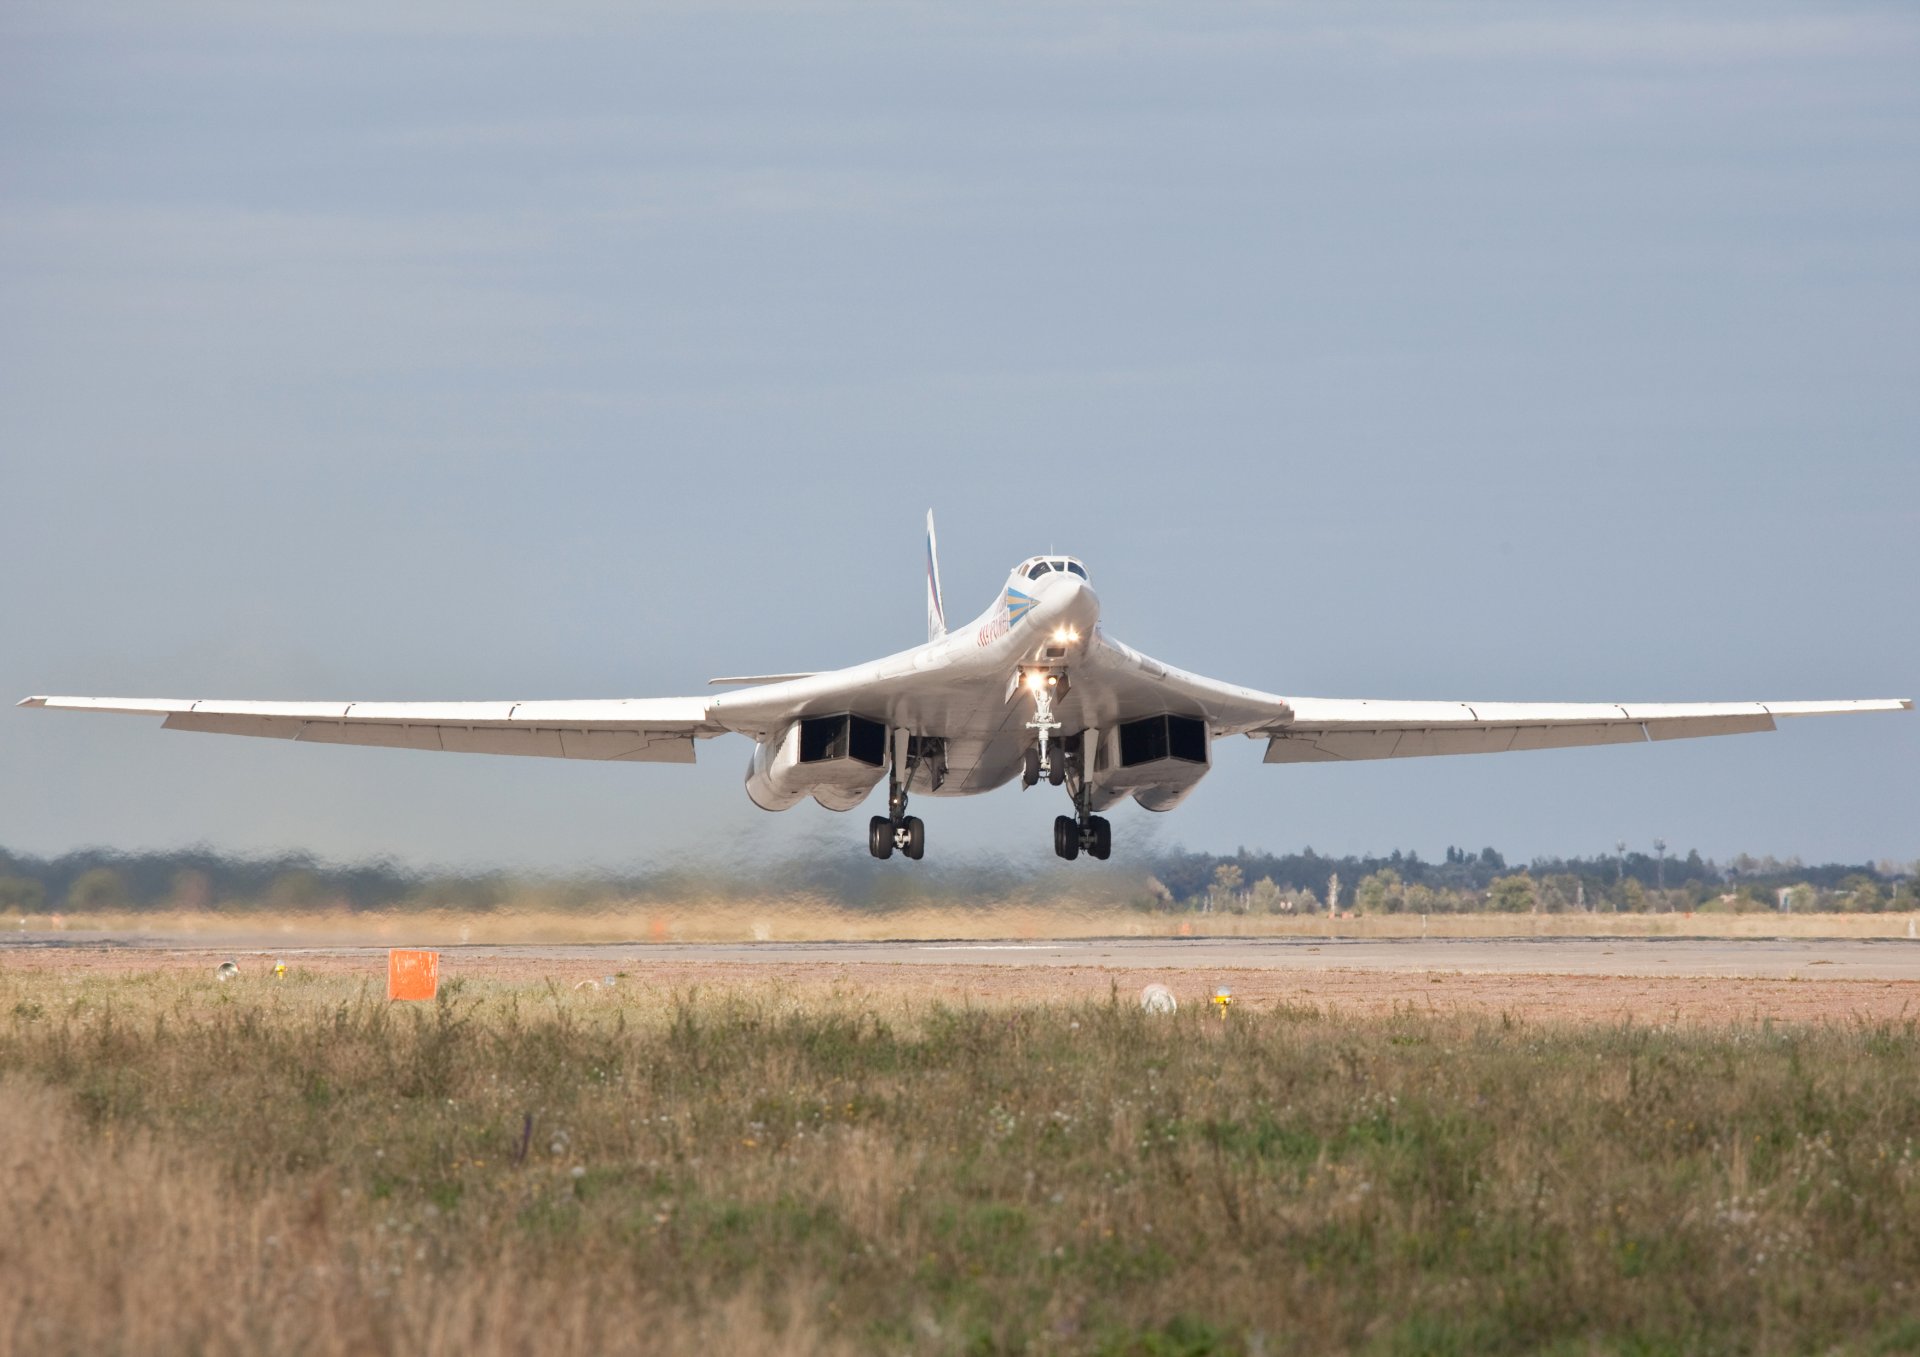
[925,509,947,642]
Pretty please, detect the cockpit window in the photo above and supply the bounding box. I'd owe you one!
[1015,556,1090,582]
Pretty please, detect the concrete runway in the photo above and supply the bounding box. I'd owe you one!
[12,934,1920,981]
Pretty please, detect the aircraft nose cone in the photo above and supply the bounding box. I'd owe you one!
[1033,570,1100,635]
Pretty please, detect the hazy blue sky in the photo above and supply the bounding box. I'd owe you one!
[3,3,1914,871]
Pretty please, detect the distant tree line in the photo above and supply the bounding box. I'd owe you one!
[1148,845,1919,916]
[0,842,1040,915]
[0,842,1913,917]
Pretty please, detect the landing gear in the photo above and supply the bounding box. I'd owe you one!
[869,736,929,861]
[1024,670,1067,779]
[1051,733,1112,861]
[1052,812,1111,860]
[869,810,926,861]
[1016,672,1113,863]
[1052,812,1111,861]
[1020,742,1066,788]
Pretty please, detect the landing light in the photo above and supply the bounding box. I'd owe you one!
[1052,626,1079,643]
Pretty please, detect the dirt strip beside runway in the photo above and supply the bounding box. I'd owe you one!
[5,945,1917,1024]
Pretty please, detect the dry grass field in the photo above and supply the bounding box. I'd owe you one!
[6,963,1920,1356]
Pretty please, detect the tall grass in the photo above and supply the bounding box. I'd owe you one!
[6,970,1920,1354]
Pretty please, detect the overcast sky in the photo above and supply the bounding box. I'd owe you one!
[2,3,1914,872]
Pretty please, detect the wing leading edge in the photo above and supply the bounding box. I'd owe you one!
[1257,697,1912,763]
[16,695,725,763]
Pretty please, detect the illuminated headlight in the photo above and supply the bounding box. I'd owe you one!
[1051,626,1079,643]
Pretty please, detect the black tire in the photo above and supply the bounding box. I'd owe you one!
[868,815,894,860]
[1089,816,1112,861]
[1023,746,1041,788]
[903,816,926,861]
[1053,815,1080,861]
[1047,758,1066,787]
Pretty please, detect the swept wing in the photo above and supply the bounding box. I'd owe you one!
[1256,695,1911,762]
[16,694,725,763]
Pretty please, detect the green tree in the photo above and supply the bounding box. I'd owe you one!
[0,876,45,914]
[1209,863,1244,913]
[1843,876,1886,912]
[66,867,129,913]
[267,870,327,911]
[1488,874,1537,913]
[165,870,213,912]
[1356,868,1404,914]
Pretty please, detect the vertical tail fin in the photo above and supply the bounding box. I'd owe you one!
[925,509,947,642]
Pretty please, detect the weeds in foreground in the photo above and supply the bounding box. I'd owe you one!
[4,972,1920,1355]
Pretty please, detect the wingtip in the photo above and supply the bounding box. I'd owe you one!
[1902,698,1914,711]
[17,696,46,708]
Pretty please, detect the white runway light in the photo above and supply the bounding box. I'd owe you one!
[1140,983,1176,1014]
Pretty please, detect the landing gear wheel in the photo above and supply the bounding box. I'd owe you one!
[1022,746,1041,789]
[868,815,895,860]
[1053,815,1081,861]
[1047,759,1066,787]
[1087,816,1112,861]
[902,816,926,861]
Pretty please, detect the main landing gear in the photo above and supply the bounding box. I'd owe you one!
[869,736,927,861]
[1052,812,1110,861]
[1054,784,1112,862]
[869,812,923,860]
[1033,729,1110,862]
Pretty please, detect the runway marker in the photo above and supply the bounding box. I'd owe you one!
[387,948,439,1001]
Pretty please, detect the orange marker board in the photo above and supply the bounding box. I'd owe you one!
[387,949,440,1001]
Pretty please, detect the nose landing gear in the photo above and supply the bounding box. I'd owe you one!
[1022,669,1069,780]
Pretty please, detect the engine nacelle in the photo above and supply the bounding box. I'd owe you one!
[1091,714,1211,813]
[744,713,889,813]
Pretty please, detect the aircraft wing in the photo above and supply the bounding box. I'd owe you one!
[1255,697,1911,763]
[16,694,725,763]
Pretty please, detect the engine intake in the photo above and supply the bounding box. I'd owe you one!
[745,713,889,812]
[1102,713,1211,812]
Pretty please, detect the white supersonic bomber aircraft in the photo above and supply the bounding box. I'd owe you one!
[20,514,1912,862]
